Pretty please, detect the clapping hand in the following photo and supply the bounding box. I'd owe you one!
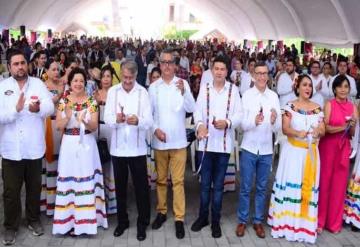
[213,119,228,130]
[16,92,25,112]
[126,114,139,125]
[64,104,72,120]
[297,130,308,139]
[29,99,40,113]
[270,108,277,125]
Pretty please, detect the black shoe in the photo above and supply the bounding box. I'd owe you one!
[211,223,222,238]
[175,221,185,239]
[3,229,16,246]
[137,225,146,241]
[191,217,209,232]
[28,221,44,236]
[351,224,360,232]
[151,213,167,230]
[113,222,129,237]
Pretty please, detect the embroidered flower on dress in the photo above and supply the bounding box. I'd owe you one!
[289,103,321,115]
[59,96,98,113]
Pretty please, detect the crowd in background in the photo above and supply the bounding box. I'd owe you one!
[1,35,360,94]
[1,34,360,245]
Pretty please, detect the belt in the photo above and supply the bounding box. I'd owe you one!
[64,128,91,135]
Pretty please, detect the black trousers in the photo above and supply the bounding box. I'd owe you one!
[2,158,42,231]
[112,155,150,227]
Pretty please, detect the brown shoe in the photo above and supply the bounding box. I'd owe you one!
[253,224,265,238]
[235,223,246,237]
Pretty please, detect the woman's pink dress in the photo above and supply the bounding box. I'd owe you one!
[318,99,354,232]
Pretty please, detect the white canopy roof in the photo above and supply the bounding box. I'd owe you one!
[1,0,359,47]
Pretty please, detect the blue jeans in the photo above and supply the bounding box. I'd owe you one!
[237,149,272,224]
[198,151,230,224]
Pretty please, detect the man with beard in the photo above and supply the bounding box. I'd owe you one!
[277,59,299,107]
[0,50,54,245]
[309,60,327,108]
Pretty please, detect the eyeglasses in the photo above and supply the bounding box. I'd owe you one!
[255,72,268,77]
[311,66,320,69]
[160,60,175,66]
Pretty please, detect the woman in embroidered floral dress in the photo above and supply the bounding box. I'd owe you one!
[52,68,108,235]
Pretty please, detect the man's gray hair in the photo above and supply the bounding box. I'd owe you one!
[160,48,175,62]
[121,59,138,76]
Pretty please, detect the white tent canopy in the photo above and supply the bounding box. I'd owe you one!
[1,0,360,47]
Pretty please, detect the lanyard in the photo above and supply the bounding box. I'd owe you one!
[136,89,141,147]
[196,82,233,175]
[205,82,233,151]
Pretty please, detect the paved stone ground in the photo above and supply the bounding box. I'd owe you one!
[0,155,359,247]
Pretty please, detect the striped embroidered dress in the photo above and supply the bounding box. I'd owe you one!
[52,96,108,235]
[40,89,62,215]
[344,140,360,228]
[97,104,117,215]
[268,103,323,244]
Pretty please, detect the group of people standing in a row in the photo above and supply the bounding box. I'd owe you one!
[0,47,360,246]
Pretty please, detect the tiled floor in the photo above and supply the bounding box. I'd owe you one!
[0,156,359,246]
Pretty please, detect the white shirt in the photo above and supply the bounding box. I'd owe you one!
[328,73,357,100]
[265,59,276,76]
[115,58,126,65]
[319,74,333,101]
[235,70,253,96]
[0,76,54,161]
[180,56,190,72]
[241,86,281,155]
[230,69,253,96]
[277,72,298,107]
[104,82,153,157]
[149,76,196,150]
[309,74,326,108]
[146,63,155,86]
[200,69,213,88]
[194,81,242,153]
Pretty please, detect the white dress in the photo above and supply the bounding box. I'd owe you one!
[97,103,117,215]
[41,89,62,216]
[344,123,360,228]
[52,96,108,235]
[268,103,323,244]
